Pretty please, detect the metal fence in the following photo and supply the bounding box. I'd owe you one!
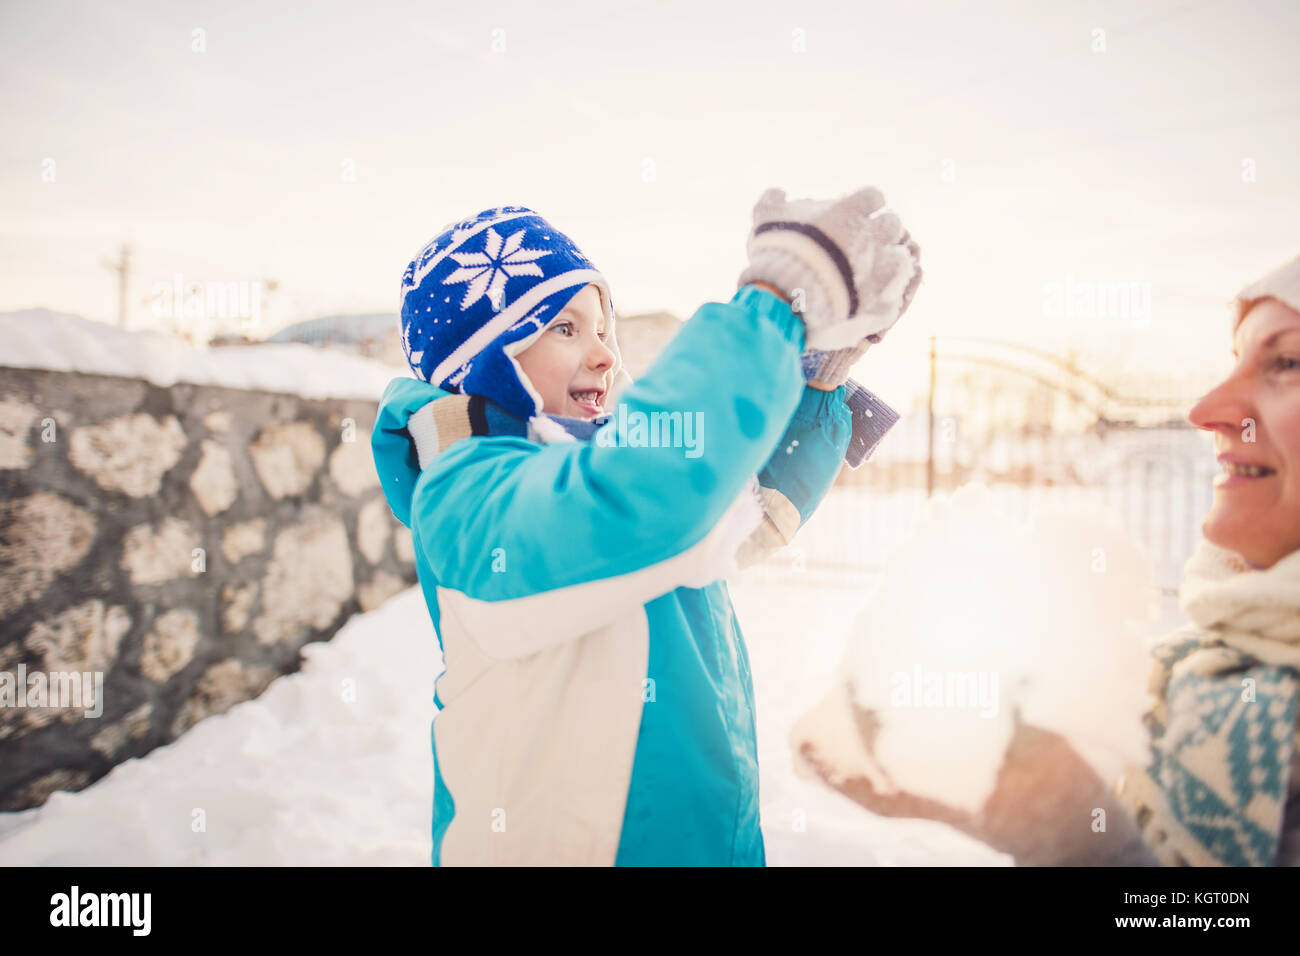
[816,337,1217,598]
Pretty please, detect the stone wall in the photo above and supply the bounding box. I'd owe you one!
[0,366,414,811]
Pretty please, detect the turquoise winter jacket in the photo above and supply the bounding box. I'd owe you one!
[371,284,886,866]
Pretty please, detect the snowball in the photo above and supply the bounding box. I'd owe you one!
[793,483,1157,813]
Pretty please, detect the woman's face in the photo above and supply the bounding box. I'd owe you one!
[1188,298,1300,569]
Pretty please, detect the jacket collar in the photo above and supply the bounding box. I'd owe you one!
[406,392,610,471]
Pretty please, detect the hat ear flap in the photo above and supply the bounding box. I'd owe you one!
[591,280,632,391]
[595,282,614,323]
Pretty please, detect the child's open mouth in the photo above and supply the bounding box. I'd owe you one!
[569,388,605,415]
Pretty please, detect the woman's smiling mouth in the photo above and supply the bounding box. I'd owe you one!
[1216,454,1278,488]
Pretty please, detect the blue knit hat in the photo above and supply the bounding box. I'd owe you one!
[399,205,629,421]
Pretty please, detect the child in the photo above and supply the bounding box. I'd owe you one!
[371,191,921,865]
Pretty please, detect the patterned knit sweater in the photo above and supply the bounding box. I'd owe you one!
[1116,541,1300,865]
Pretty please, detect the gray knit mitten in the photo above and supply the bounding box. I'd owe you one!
[737,187,922,378]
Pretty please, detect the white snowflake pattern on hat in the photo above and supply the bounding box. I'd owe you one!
[442,226,550,311]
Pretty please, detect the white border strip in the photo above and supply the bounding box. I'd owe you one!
[407,402,442,470]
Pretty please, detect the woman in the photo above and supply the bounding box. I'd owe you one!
[797,254,1300,866]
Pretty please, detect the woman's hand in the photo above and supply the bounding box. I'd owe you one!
[795,699,1159,866]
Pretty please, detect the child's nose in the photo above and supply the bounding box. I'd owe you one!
[587,338,615,371]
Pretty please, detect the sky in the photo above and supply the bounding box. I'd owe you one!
[2,0,1297,405]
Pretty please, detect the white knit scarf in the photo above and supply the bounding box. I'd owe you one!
[1119,539,1300,865]
[1180,540,1300,667]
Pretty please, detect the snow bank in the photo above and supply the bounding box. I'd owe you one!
[792,483,1158,814]
[0,308,402,400]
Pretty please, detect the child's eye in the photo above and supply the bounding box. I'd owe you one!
[551,321,575,337]
[1275,355,1300,372]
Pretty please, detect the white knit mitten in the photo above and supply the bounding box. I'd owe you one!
[737,187,922,357]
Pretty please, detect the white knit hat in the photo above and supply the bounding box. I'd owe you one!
[1234,253,1300,331]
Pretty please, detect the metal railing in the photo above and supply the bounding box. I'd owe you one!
[821,337,1216,597]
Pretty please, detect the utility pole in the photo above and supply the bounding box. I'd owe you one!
[926,334,937,498]
[101,243,132,329]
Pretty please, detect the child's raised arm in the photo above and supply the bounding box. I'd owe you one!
[409,284,807,659]
[402,186,920,660]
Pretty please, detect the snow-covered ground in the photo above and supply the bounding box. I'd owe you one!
[0,548,1011,865]
[0,586,439,865]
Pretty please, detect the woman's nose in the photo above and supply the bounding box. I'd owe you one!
[1187,373,1250,433]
